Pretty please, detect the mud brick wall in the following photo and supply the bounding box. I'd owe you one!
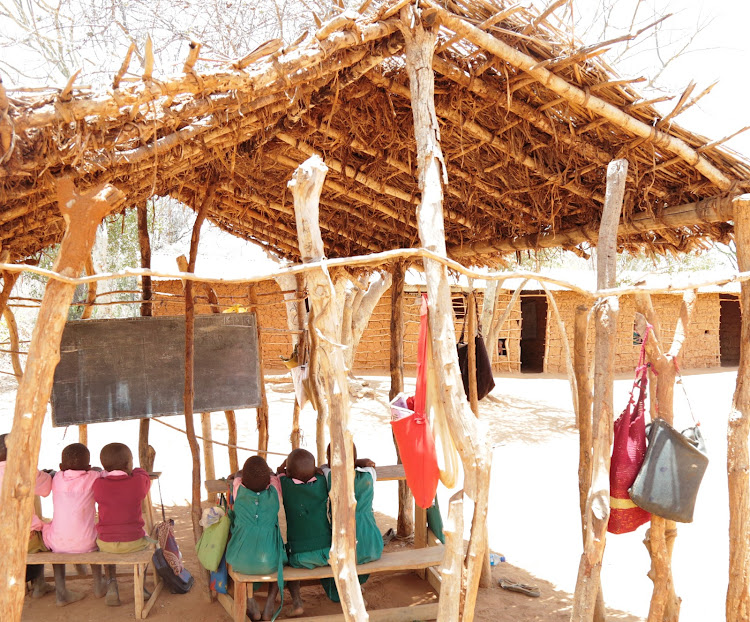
[152,280,293,372]
[352,288,523,374]
[544,292,721,374]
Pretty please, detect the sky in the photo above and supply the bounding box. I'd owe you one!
[569,0,750,158]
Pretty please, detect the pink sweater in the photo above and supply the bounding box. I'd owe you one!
[0,461,51,532]
[42,469,105,553]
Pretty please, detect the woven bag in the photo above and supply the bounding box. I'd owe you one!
[608,328,651,534]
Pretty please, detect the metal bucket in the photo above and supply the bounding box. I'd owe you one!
[628,418,708,523]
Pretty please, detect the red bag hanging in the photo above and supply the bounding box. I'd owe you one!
[608,327,652,534]
[390,294,440,509]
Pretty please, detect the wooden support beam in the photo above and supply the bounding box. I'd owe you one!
[424,1,733,191]
[3,307,23,379]
[80,254,97,320]
[0,178,124,622]
[389,260,413,538]
[184,187,215,545]
[400,8,490,621]
[248,284,269,459]
[201,413,216,483]
[571,159,627,622]
[540,283,578,415]
[288,155,365,621]
[368,71,602,204]
[727,196,750,622]
[225,411,239,474]
[438,491,464,622]
[634,290,695,622]
[448,194,740,257]
[138,201,154,483]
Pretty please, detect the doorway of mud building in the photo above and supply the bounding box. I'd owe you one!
[520,293,548,373]
[720,294,741,366]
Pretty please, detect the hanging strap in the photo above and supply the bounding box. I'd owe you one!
[157,476,167,523]
[674,359,699,426]
[414,294,429,416]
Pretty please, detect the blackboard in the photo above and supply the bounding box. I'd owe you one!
[51,313,261,427]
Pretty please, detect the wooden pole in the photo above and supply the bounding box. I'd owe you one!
[289,155,366,621]
[225,411,239,474]
[634,290,695,622]
[571,158,627,622]
[389,260,413,538]
[401,8,491,620]
[184,186,215,545]
[0,178,124,622]
[201,412,216,483]
[80,254,97,320]
[573,304,605,621]
[438,491,464,622]
[467,289,493,589]
[248,284,269,459]
[3,307,24,379]
[137,202,153,475]
[727,197,750,622]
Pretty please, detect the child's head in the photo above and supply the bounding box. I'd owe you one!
[100,443,133,474]
[60,443,90,471]
[0,433,7,462]
[286,448,316,482]
[326,442,357,465]
[241,456,271,493]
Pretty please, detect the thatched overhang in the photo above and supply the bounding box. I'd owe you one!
[1,0,749,265]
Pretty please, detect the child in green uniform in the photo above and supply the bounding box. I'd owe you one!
[277,448,330,617]
[320,443,383,602]
[227,456,286,622]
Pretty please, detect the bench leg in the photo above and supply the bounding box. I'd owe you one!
[141,575,164,619]
[234,580,248,622]
[134,563,145,619]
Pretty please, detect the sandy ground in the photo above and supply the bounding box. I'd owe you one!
[3,367,736,621]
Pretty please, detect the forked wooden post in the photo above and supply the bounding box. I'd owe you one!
[289,155,366,621]
[0,178,124,622]
[400,8,491,621]
[389,259,414,537]
[571,158,627,622]
[727,194,750,622]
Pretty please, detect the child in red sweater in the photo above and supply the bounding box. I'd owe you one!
[93,443,152,607]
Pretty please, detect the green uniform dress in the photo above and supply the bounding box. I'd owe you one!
[226,484,287,574]
[321,468,383,602]
[280,474,332,569]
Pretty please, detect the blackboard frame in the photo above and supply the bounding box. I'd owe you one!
[51,313,261,427]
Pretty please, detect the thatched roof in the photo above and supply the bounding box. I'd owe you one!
[1,0,749,266]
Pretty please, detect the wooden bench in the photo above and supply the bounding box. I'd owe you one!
[27,549,164,619]
[204,464,406,497]
[219,545,443,622]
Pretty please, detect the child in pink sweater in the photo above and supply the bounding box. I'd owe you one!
[42,443,107,606]
[0,432,53,599]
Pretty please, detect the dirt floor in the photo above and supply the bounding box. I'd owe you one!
[5,368,735,621]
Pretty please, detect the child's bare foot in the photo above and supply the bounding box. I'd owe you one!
[105,582,121,607]
[246,597,261,621]
[288,603,305,617]
[31,582,54,598]
[56,589,85,607]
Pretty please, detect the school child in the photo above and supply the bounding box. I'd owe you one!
[0,432,54,598]
[93,442,151,607]
[320,442,383,602]
[277,448,331,617]
[226,456,287,622]
[42,442,106,606]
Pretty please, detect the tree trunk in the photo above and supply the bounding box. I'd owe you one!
[401,9,491,620]
[727,196,750,622]
[80,254,97,320]
[289,155,366,622]
[3,307,24,379]
[389,260,413,537]
[571,159,627,622]
[345,271,392,371]
[137,202,152,317]
[0,178,124,622]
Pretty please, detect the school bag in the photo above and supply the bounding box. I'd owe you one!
[152,480,194,594]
